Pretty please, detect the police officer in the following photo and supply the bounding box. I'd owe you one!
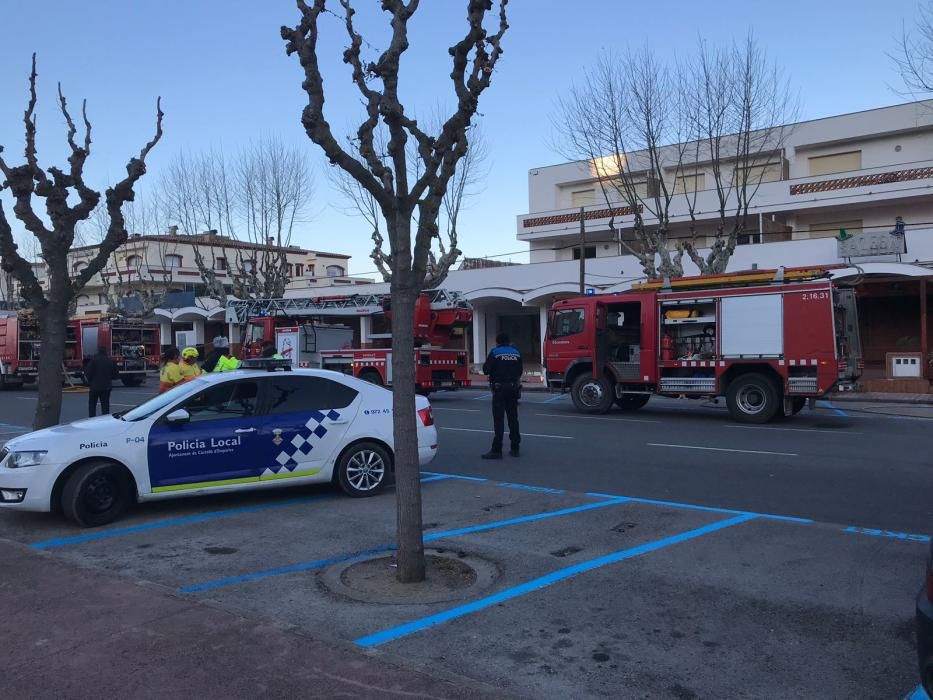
[481,332,523,459]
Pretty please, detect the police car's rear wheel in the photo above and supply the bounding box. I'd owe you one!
[337,442,389,497]
[62,461,132,527]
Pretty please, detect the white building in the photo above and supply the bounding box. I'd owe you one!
[281,101,933,392]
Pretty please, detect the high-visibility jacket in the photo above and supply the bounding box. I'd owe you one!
[177,361,203,382]
[159,362,184,393]
[213,355,240,372]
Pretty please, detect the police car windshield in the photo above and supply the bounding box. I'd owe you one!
[118,378,210,422]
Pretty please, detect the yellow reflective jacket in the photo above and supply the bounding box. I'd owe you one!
[213,355,240,372]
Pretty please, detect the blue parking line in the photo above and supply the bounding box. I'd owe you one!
[181,498,629,593]
[818,400,848,417]
[355,513,757,648]
[586,491,812,524]
[841,525,929,543]
[420,471,487,482]
[907,684,930,700]
[31,495,332,549]
[543,393,566,403]
[420,475,454,484]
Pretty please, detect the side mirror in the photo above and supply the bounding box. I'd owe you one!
[165,408,190,425]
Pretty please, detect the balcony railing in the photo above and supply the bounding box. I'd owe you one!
[517,159,933,238]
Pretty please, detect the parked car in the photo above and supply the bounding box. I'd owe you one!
[0,360,437,526]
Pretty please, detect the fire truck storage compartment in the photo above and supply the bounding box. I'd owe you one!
[720,294,783,358]
[658,298,717,393]
[606,302,642,381]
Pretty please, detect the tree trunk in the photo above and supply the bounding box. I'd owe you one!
[389,244,426,583]
[34,304,68,430]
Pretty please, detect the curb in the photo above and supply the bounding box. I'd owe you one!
[827,392,933,405]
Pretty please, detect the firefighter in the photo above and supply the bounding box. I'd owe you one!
[481,332,523,459]
[178,347,204,382]
[159,347,183,394]
[261,341,284,360]
[201,336,229,373]
[209,337,239,372]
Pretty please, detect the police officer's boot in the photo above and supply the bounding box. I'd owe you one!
[481,448,502,460]
[509,445,520,458]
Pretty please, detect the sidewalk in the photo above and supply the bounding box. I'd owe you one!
[827,391,933,405]
[0,538,508,700]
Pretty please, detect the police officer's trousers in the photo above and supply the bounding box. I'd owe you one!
[491,381,521,452]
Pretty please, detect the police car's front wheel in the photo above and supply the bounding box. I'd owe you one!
[336,442,389,497]
[61,461,133,527]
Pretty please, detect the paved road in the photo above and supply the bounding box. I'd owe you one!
[0,381,929,698]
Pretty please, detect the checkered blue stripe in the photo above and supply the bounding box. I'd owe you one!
[272,409,341,473]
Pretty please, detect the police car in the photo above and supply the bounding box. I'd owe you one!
[0,360,438,526]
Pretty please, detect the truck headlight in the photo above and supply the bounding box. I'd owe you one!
[7,451,48,469]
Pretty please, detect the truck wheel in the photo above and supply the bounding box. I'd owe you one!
[615,394,650,411]
[726,373,780,424]
[359,370,383,386]
[61,461,133,527]
[121,375,145,387]
[571,374,614,414]
[335,442,389,497]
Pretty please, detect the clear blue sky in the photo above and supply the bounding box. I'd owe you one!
[0,0,926,275]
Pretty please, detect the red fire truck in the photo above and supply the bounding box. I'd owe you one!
[0,313,159,388]
[543,267,863,423]
[226,289,473,393]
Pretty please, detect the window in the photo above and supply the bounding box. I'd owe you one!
[572,246,597,260]
[551,308,586,338]
[285,263,293,278]
[72,261,88,274]
[326,265,345,277]
[75,294,91,306]
[307,264,315,277]
[808,151,862,177]
[742,162,783,184]
[180,381,259,424]
[165,254,183,268]
[214,257,227,271]
[570,189,596,207]
[125,254,143,269]
[674,173,706,193]
[98,294,108,305]
[807,219,863,240]
[295,264,304,277]
[245,322,266,346]
[243,259,256,273]
[263,376,359,414]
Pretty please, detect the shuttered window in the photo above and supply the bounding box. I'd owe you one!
[570,189,596,207]
[674,173,706,193]
[808,151,862,176]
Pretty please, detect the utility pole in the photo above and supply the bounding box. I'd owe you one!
[578,206,585,295]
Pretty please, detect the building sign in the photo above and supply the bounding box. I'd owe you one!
[836,230,906,260]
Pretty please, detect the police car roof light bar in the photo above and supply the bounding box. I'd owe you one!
[237,358,293,372]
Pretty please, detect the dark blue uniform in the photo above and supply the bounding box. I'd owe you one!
[483,344,523,455]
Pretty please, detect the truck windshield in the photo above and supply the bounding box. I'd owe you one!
[116,378,209,422]
[245,322,265,346]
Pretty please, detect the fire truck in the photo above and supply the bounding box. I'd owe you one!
[226,289,473,393]
[75,316,161,386]
[0,313,159,388]
[543,267,863,423]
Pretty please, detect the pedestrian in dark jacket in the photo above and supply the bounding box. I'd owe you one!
[481,333,523,459]
[201,336,229,373]
[84,346,119,417]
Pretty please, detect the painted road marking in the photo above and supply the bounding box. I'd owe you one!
[818,400,849,417]
[647,442,798,457]
[723,425,860,436]
[421,471,488,482]
[841,525,929,543]
[420,475,454,484]
[354,514,757,648]
[906,684,930,700]
[535,413,661,424]
[431,407,482,413]
[31,495,333,549]
[440,427,573,440]
[181,498,630,593]
[543,393,567,404]
[586,491,813,524]
[472,393,492,401]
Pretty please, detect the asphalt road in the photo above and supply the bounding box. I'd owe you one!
[0,380,930,698]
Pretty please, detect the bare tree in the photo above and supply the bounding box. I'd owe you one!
[556,36,794,279]
[0,55,162,429]
[282,0,508,583]
[161,139,313,303]
[329,120,488,283]
[896,1,933,94]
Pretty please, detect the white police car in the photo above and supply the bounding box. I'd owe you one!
[0,361,438,526]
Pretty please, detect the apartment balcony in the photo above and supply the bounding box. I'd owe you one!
[517,159,933,240]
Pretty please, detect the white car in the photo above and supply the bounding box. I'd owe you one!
[0,364,438,527]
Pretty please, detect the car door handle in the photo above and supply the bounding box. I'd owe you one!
[235,427,256,434]
[330,419,349,425]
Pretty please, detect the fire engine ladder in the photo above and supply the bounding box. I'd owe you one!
[225,289,471,325]
[632,266,835,292]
